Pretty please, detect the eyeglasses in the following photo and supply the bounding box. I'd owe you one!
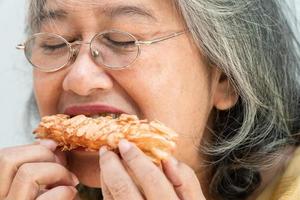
[16,30,186,72]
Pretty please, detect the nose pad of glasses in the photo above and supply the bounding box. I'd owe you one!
[91,48,105,64]
[70,48,79,62]
[92,49,100,57]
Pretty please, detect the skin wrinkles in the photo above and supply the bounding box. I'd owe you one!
[40,1,159,25]
[0,0,295,199]
[32,0,238,198]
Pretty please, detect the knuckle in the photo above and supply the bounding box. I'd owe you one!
[33,145,50,153]
[33,145,55,159]
[0,148,11,162]
[45,163,70,179]
[12,164,40,195]
[0,152,14,168]
[122,148,141,165]
[0,149,18,173]
[17,163,35,181]
[108,181,130,196]
[100,151,118,165]
[143,167,161,186]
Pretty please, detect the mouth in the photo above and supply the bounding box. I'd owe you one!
[63,104,128,119]
[62,104,132,154]
[86,113,122,119]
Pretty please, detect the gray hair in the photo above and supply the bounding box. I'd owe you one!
[25,0,300,199]
[175,0,300,199]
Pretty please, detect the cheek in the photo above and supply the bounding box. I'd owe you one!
[113,46,213,168]
[33,70,63,116]
[115,44,213,139]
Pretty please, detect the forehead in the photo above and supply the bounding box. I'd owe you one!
[34,0,182,34]
[42,0,176,20]
[45,0,142,11]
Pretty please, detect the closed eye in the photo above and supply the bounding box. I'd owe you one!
[41,42,67,51]
[104,36,136,48]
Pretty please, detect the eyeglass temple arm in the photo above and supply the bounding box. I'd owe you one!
[136,30,187,45]
[16,44,25,50]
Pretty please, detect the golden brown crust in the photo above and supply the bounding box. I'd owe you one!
[33,114,178,163]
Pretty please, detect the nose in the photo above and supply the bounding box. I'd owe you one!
[62,46,113,96]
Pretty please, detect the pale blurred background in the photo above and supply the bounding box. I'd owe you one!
[0,0,33,147]
[0,0,299,147]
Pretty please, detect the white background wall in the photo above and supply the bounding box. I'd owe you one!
[0,0,299,148]
[0,0,34,148]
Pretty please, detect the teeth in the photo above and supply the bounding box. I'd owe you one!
[89,113,121,119]
[90,114,101,118]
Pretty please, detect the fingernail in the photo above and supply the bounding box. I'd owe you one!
[99,146,108,156]
[71,174,80,186]
[118,139,132,154]
[37,139,58,151]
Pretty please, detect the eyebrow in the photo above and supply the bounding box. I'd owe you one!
[40,4,157,23]
[39,9,68,22]
[104,5,157,22]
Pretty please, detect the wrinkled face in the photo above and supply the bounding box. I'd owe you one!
[33,0,236,187]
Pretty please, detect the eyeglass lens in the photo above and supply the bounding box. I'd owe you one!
[25,34,71,71]
[91,31,139,68]
[25,31,140,71]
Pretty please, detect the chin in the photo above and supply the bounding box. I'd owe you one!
[66,151,101,188]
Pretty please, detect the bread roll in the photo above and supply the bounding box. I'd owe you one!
[34,114,178,164]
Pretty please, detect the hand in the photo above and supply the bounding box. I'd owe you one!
[0,140,79,200]
[99,140,205,200]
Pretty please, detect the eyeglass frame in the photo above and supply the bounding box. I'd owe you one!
[16,29,187,73]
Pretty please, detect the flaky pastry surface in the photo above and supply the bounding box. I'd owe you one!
[34,114,178,163]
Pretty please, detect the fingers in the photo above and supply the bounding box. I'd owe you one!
[118,140,178,200]
[100,170,114,200]
[99,140,204,200]
[36,186,78,200]
[35,140,67,166]
[99,147,144,200]
[0,141,59,199]
[5,162,79,200]
[162,157,205,199]
[34,139,58,151]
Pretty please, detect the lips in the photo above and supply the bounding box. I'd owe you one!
[63,104,128,117]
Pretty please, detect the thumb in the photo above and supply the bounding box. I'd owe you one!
[36,139,67,166]
[36,139,58,151]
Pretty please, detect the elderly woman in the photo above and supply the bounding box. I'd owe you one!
[0,0,299,199]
